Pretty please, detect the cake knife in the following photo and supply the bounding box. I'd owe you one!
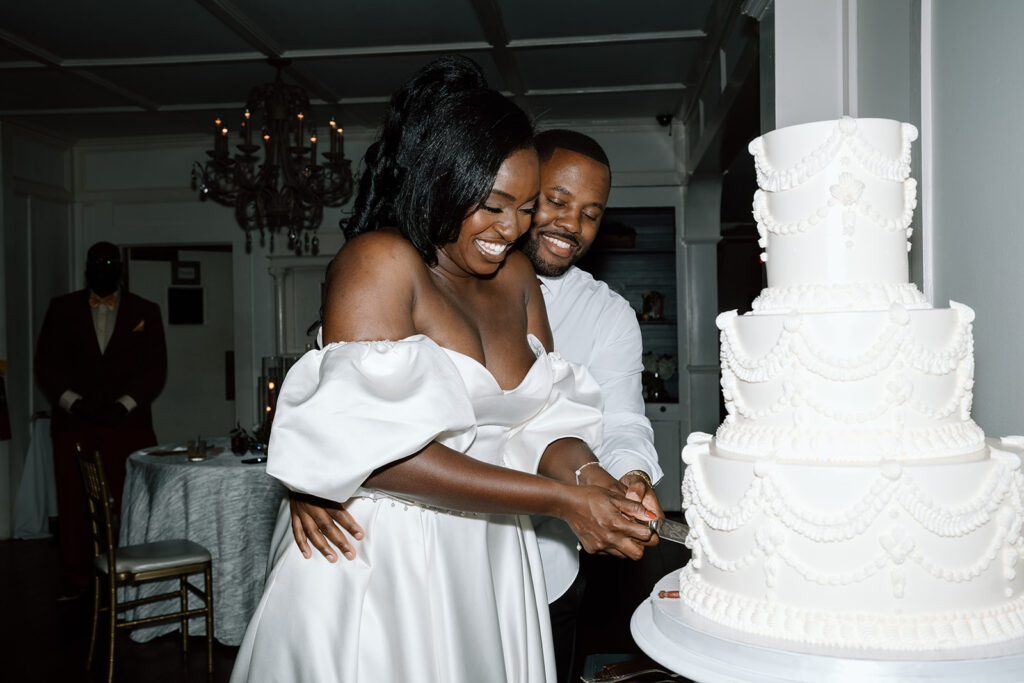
[648,517,690,545]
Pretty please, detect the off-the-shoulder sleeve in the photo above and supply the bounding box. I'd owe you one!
[503,353,604,474]
[266,337,477,502]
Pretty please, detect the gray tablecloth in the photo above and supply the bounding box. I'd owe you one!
[118,440,286,645]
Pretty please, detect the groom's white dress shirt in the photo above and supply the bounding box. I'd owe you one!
[535,266,664,601]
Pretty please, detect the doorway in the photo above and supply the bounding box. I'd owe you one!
[125,245,235,443]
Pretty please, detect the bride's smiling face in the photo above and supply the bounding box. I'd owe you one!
[437,148,540,277]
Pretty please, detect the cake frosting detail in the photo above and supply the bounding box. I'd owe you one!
[714,303,983,463]
[678,437,1024,651]
[751,283,928,314]
[748,116,916,192]
[675,116,1024,656]
[748,117,921,311]
[752,174,915,239]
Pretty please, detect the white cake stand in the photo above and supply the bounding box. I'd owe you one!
[631,573,1024,682]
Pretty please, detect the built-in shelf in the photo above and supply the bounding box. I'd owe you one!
[578,206,677,405]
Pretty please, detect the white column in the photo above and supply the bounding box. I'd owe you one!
[768,0,849,129]
[268,266,286,357]
[681,175,722,434]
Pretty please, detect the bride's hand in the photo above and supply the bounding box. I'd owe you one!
[561,485,656,560]
[289,492,365,562]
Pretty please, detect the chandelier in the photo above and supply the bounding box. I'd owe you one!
[191,58,354,255]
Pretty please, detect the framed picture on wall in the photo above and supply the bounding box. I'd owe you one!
[171,260,201,285]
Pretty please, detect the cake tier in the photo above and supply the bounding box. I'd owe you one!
[748,117,919,313]
[715,301,985,463]
[678,433,1024,652]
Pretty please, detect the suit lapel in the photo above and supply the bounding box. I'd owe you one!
[104,292,134,357]
[76,290,104,359]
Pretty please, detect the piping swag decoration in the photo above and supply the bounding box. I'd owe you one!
[680,436,1024,597]
[717,303,975,425]
[751,117,918,263]
[748,116,917,192]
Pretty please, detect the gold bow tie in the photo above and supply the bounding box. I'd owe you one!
[89,292,116,309]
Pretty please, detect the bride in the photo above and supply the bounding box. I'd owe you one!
[230,56,655,683]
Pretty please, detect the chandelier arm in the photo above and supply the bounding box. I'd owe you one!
[192,59,354,253]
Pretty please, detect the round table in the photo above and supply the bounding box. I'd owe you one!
[631,573,1024,682]
[118,439,287,646]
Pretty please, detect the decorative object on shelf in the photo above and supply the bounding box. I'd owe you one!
[190,58,354,255]
[642,352,677,402]
[641,290,665,321]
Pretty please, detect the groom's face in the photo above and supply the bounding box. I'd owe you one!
[521,148,611,277]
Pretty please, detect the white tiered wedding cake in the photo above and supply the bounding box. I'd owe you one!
[677,117,1024,656]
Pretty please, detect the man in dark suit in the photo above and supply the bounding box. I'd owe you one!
[35,241,167,599]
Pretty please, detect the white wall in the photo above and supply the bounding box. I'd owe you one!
[1,125,73,539]
[129,249,236,443]
[929,1,1024,436]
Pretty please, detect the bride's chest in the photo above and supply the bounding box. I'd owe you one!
[413,282,537,391]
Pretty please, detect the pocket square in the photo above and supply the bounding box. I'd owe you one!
[132,319,145,332]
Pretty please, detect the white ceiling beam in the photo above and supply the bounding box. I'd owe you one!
[50,42,496,71]
[526,83,685,96]
[0,106,149,115]
[0,93,396,117]
[70,69,162,111]
[285,42,493,59]
[0,28,162,111]
[508,30,705,49]
[467,0,527,99]
[59,53,267,68]
[193,0,283,57]
[192,0,338,104]
[0,28,62,66]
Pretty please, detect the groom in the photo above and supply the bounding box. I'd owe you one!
[290,130,664,681]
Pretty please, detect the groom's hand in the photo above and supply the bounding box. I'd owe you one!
[620,471,663,547]
[289,492,365,562]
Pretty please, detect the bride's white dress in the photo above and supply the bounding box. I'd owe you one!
[230,334,603,683]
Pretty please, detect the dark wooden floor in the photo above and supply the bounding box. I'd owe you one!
[2,524,689,683]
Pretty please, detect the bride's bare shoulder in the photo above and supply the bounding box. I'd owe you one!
[327,231,426,284]
[322,231,425,340]
[333,230,424,267]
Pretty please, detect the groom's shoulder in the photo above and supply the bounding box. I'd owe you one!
[561,267,633,315]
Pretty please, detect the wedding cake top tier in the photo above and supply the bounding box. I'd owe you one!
[749,117,927,313]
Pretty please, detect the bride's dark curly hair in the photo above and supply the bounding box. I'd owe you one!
[344,55,535,266]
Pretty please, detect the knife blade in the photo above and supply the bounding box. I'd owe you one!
[648,517,690,545]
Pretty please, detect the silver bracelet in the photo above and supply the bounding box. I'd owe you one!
[574,460,602,485]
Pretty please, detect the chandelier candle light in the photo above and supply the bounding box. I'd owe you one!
[191,58,354,254]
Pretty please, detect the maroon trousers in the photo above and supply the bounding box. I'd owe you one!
[52,427,156,592]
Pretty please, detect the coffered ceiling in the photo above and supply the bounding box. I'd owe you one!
[0,0,759,143]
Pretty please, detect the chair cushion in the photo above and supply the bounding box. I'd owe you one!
[95,540,211,575]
